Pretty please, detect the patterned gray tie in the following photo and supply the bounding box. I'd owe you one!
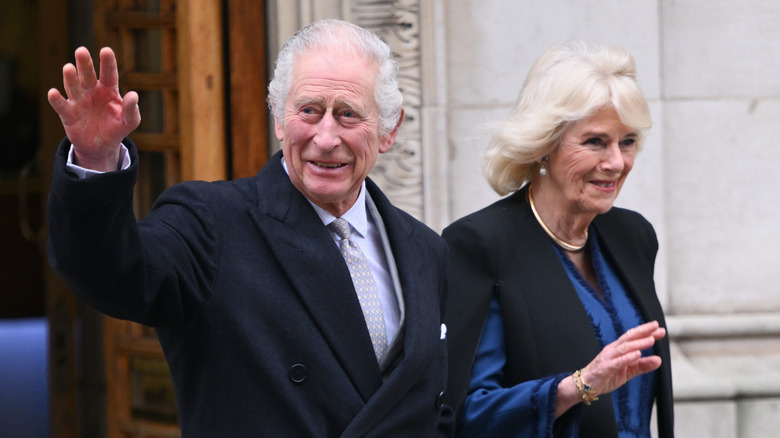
[328,218,388,361]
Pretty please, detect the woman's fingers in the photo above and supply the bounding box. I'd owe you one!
[611,321,665,358]
[616,335,659,357]
[582,321,666,394]
[623,320,660,339]
[635,356,662,374]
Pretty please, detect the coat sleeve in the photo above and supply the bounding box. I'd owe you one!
[457,295,574,438]
[47,137,220,326]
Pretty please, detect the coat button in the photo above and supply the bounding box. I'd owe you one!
[289,364,307,383]
[436,391,446,409]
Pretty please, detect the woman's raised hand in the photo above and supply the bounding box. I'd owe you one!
[580,320,665,395]
[47,46,141,172]
[556,320,666,417]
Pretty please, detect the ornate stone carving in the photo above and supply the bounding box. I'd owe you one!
[349,0,424,220]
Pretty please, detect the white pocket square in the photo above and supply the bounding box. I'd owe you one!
[440,323,447,340]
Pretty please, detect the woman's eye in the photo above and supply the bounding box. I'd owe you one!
[620,138,637,148]
[584,138,604,146]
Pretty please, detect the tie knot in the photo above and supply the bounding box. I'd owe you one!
[328,218,351,241]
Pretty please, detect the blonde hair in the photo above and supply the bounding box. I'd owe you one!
[483,40,652,195]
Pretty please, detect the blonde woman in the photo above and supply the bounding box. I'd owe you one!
[444,41,673,437]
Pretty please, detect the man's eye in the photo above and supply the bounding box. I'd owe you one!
[341,110,356,118]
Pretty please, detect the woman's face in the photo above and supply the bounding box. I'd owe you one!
[546,106,639,216]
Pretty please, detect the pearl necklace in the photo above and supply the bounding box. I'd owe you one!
[527,189,587,252]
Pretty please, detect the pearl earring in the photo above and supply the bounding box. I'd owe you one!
[539,156,548,176]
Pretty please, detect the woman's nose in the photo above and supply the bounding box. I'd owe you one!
[602,143,625,172]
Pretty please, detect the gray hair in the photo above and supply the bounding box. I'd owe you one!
[267,19,403,136]
[483,40,652,195]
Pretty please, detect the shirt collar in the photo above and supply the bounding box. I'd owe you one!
[282,156,369,238]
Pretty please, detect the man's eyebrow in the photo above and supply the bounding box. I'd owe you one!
[293,97,366,113]
[335,99,365,113]
[293,96,323,107]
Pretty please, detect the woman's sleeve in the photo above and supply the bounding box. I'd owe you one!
[458,296,576,438]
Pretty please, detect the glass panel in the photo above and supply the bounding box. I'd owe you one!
[137,90,164,134]
[132,28,163,74]
[130,0,162,12]
[129,356,178,424]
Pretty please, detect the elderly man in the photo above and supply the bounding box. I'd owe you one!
[47,19,451,437]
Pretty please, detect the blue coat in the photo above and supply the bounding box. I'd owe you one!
[47,139,451,437]
[443,185,674,437]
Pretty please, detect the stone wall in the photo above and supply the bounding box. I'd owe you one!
[267,1,780,436]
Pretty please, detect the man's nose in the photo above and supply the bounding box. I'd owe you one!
[314,112,341,150]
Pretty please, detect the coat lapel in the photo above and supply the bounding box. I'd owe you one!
[370,180,435,380]
[245,152,382,401]
[341,180,443,435]
[592,214,664,325]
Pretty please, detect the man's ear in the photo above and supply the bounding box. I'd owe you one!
[274,117,284,141]
[379,108,404,153]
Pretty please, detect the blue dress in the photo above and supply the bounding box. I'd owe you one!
[459,232,657,438]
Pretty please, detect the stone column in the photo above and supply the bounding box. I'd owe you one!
[266,0,450,230]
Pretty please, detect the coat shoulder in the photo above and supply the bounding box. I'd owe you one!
[443,191,525,247]
[595,206,658,251]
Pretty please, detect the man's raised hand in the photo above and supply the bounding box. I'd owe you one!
[47,47,141,172]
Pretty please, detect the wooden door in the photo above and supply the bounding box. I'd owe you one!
[41,0,268,436]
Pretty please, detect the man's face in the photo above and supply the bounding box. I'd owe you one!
[275,49,400,217]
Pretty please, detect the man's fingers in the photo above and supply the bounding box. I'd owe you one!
[99,47,119,88]
[122,91,142,130]
[47,88,67,113]
[47,88,82,128]
[61,63,82,100]
[75,47,98,90]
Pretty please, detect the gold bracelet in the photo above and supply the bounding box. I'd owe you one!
[573,369,599,406]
